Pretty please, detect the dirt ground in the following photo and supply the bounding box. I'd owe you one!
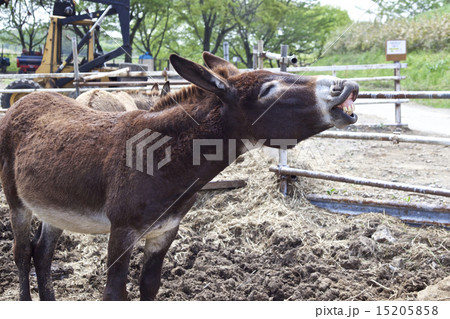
[0,124,449,301]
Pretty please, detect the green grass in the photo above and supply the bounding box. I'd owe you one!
[302,50,450,108]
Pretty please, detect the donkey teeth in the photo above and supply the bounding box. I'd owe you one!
[343,103,354,115]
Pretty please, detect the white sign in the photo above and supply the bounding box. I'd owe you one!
[386,40,407,55]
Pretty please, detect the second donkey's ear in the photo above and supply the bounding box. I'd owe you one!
[161,81,170,97]
[169,54,230,102]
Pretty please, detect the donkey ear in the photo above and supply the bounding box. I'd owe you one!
[151,83,159,92]
[170,54,229,100]
[161,81,170,97]
[203,51,240,77]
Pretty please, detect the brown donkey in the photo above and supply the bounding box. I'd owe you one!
[0,52,358,300]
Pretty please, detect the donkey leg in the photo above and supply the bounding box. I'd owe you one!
[9,207,33,301]
[103,227,138,301]
[32,222,63,301]
[139,194,197,301]
[139,227,178,301]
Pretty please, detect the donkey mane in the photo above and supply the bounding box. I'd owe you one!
[150,85,204,112]
[150,65,232,113]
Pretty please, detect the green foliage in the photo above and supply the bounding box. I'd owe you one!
[172,0,236,55]
[328,5,449,54]
[371,0,446,20]
[225,0,351,67]
[271,3,351,63]
[134,0,173,59]
[315,4,450,109]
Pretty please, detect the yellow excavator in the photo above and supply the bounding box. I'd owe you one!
[1,0,133,108]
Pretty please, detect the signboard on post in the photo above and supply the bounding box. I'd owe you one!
[386,40,407,61]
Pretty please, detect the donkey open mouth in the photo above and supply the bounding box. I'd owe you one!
[328,80,359,127]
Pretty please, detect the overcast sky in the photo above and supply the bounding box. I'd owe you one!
[319,0,378,21]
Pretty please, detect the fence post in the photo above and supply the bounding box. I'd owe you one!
[223,41,229,61]
[253,45,258,70]
[279,44,289,195]
[332,65,336,77]
[72,37,80,98]
[394,61,402,125]
[257,40,264,70]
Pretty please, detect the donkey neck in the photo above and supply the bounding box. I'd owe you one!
[130,92,247,189]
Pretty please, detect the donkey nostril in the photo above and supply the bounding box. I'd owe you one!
[330,86,342,97]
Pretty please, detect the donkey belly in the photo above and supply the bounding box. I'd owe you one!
[22,200,111,234]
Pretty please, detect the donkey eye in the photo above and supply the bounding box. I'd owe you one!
[259,83,276,99]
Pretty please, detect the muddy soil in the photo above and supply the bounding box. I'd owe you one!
[0,129,449,301]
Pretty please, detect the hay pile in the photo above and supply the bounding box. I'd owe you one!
[0,147,449,301]
[137,148,449,301]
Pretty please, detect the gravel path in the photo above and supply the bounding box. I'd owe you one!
[355,100,450,137]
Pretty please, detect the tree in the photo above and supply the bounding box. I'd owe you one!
[228,0,270,68]
[174,0,237,54]
[0,0,51,52]
[370,0,446,20]
[227,0,350,67]
[266,2,351,64]
[134,0,173,60]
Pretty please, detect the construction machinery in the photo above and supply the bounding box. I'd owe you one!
[16,49,43,74]
[1,0,132,108]
[0,45,10,73]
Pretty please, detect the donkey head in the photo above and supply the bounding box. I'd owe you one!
[170,52,358,145]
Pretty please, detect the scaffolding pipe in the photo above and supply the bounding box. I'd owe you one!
[0,86,164,94]
[0,70,180,80]
[345,76,406,82]
[82,67,130,81]
[355,99,409,105]
[358,91,450,99]
[269,166,450,197]
[315,131,450,146]
[263,51,298,65]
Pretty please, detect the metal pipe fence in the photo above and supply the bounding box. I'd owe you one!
[269,166,450,198]
[315,131,450,146]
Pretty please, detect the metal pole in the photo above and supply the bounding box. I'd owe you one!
[223,41,229,61]
[278,148,289,195]
[394,61,402,125]
[72,37,80,98]
[315,131,450,146]
[269,166,450,197]
[357,91,450,99]
[253,45,258,70]
[279,44,289,195]
[257,40,264,70]
[280,44,288,72]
